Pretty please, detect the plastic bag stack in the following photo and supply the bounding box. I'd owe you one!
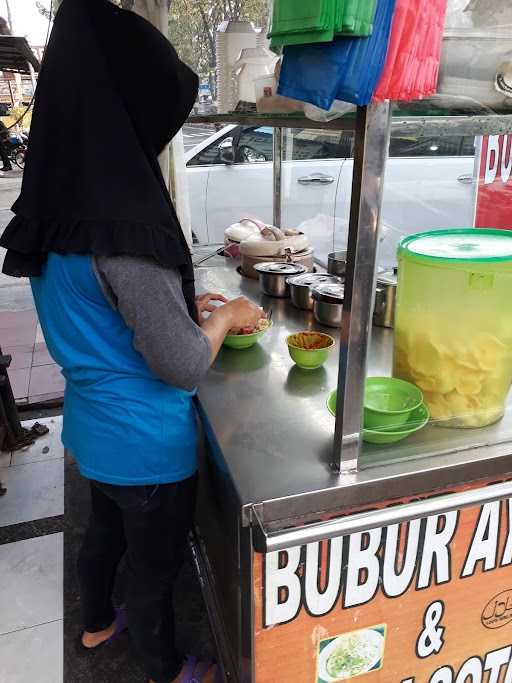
[373,0,449,101]
[277,0,450,112]
[269,0,379,51]
[278,0,396,108]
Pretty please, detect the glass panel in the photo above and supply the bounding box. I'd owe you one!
[185,123,236,244]
[188,126,351,249]
[362,120,512,470]
[236,127,273,163]
[312,130,478,272]
[281,130,349,262]
[186,127,236,167]
[284,129,350,161]
[389,135,475,158]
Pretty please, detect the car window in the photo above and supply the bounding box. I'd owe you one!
[389,134,476,158]
[460,136,477,156]
[187,131,234,167]
[236,127,273,163]
[234,127,353,164]
[286,129,351,161]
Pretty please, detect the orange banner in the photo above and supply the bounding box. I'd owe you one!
[254,479,512,683]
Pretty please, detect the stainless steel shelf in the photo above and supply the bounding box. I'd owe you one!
[188,111,512,136]
[393,114,512,137]
[188,113,356,131]
[195,258,512,528]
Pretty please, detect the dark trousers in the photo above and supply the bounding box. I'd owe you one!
[77,476,197,683]
[0,139,11,169]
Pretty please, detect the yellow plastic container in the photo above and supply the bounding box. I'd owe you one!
[394,229,512,429]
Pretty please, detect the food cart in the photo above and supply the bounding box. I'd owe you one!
[187,67,512,683]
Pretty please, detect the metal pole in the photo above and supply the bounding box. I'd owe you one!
[0,348,24,447]
[4,0,13,34]
[273,127,283,228]
[28,63,37,97]
[7,80,13,108]
[332,102,392,473]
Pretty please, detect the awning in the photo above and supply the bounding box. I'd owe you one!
[0,36,41,75]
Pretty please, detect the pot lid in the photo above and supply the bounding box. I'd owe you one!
[312,282,345,304]
[254,262,306,275]
[399,229,512,264]
[377,268,398,286]
[286,273,341,287]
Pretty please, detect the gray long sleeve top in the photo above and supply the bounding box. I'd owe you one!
[93,256,211,393]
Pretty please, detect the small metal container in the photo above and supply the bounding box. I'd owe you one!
[287,273,342,311]
[312,282,345,327]
[327,251,348,277]
[254,262,306,298]
[373,268,397,329]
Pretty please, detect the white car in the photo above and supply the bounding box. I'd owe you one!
[185,124,477,267]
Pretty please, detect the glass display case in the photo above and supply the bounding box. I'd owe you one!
[178,5,512,679]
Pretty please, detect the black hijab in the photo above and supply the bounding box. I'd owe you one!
[0,0,199,319]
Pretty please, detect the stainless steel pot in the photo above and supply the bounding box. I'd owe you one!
[327,251,348,277]
[254,262,306,298]
[241,247,315,280]
[312,282,345,327]
[287,273,342,311]
[373,269,397,329]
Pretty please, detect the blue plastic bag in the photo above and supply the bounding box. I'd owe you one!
[278,0,396,109]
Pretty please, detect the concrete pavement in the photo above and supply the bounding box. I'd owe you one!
[0,174,31,310]
[0,174,64,405]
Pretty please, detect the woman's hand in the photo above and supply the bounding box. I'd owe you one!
[222,296,264,330]
[196,292,228,321]
[200,296,264,363]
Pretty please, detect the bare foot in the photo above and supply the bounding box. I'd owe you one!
[81,619,117,649]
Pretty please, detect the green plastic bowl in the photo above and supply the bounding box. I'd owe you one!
[223,320,272,350]
[326,391,430,445]
[364,377,423,430]
[363,404,430,444]
[287,332,335,370]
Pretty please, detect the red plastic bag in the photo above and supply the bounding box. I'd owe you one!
[373,0,448,101]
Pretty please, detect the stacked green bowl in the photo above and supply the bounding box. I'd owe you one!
[327,377,430,444]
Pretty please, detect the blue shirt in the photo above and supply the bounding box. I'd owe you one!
[31,253,198,485]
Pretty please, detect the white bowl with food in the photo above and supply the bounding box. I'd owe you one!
[318,628,385,681]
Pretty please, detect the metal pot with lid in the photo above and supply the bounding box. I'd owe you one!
[254,262,307,298]
[327,251,348,277]
[374,268,397,328]
[311,281,345,327]
[287,272,342,311]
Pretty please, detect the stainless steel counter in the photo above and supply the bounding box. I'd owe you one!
[196,257,512,528]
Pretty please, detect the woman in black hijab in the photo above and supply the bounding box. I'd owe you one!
[0,1,262,681]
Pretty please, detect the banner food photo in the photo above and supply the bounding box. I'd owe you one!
[475,135,512,230]
[253,479,512,682]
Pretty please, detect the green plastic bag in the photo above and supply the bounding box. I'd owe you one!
[339,0,377,35]
[270,0,331,35]
[269,0,336,48]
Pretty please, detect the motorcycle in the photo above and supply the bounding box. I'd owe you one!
[6,132,28,170]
